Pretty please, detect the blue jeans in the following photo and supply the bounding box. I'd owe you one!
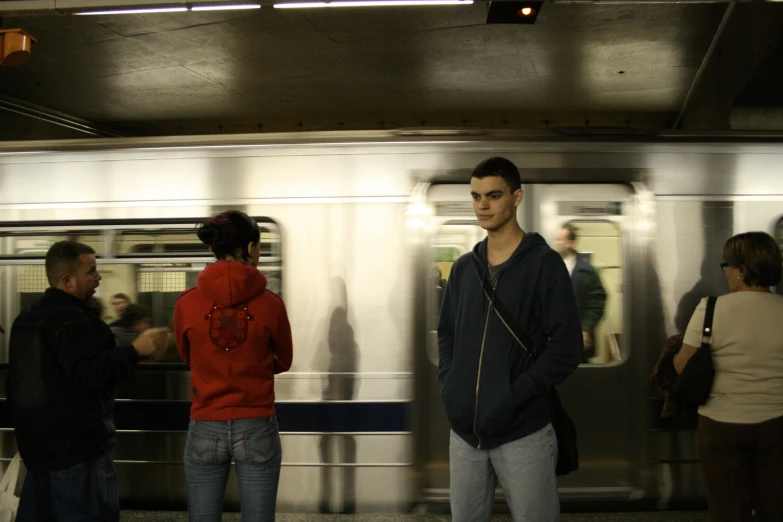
[16,444,119,522]
[449,423,559,522]
[184,417,282,522]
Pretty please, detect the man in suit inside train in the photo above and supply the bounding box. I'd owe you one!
[554,223,607,363]
[6,240,168,521]
[437,157,582,521]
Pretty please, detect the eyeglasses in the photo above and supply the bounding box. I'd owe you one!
[720,262,730,271]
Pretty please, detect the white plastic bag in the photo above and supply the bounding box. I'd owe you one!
[0,453,21,522]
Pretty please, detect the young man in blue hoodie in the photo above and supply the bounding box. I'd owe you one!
[437,157,583,521]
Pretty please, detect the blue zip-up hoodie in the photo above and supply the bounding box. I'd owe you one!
[437,232,583,449]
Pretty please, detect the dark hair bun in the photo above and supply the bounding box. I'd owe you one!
[198,211,260,261]
[197,224,222,247]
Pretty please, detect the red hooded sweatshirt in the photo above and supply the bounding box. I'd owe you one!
[174,261,293,421]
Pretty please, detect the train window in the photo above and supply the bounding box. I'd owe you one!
[99,262,198,364]
[0,219,282,364]
[0,231,103,258]
[429,220,623,365]
[104,223,281,364]
[16,265,49,312]
[777,217,783,249]
[114,224,280,259]
[430,223,485,322]
[115,229,210,257]
[776,218,783,296]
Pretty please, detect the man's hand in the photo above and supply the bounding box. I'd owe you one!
[132,328,169,357]
[582,331,592,350]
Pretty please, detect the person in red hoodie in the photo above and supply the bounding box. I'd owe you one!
[174,210,293,522]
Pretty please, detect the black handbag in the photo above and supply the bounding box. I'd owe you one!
[471,253,579,476]
[672,296,717,406]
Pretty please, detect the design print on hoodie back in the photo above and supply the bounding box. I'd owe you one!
[174,259,294,421]
[206,303,254,350]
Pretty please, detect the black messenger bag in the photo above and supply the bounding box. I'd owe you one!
[471,253,579,476]
[672,296,717,407]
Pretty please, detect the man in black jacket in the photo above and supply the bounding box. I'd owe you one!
[7,240,167,521]
[437,158,582,521]
[554,223,607,362]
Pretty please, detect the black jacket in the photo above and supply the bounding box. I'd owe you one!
[437,233,583,449]
[7,288,139,472]
[571,254,607,360]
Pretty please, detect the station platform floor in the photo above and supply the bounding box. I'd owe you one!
[120,512,709,521]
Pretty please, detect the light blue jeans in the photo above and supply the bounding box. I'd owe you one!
[449,423,559,522]
[184,417,282,522]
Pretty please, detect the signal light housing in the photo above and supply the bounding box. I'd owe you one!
[486,1,542,24]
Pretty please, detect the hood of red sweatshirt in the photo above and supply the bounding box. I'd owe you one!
[196,261,267,306]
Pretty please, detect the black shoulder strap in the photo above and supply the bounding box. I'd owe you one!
[471,252,538,360]
[701,296,717,346]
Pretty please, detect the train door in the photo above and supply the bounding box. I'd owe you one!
[416,182,648,508]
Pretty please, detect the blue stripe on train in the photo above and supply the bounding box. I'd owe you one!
[0,400,411,433]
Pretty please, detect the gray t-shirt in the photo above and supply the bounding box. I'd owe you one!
[488,261,507,287]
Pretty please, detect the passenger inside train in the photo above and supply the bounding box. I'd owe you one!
[430,265,446,321]
[110,304,152,353]
[109,292,131,326]
[554,223,608,363]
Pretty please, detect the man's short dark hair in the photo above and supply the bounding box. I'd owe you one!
[562,223,578,242]
[471,157,522,193]
[112,293,130,302]
[45,241,95,287]
[723,231,782,287]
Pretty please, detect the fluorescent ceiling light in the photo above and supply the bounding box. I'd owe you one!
[191,3,261,9]
[75,6,188,14]
[274,0,472,7]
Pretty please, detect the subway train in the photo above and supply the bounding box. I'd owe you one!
[1,130,782,513]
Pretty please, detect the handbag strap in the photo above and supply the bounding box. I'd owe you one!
[701,296,717,346]
[471,252,538,360]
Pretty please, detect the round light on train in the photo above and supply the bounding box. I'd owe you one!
[518,6,533,16]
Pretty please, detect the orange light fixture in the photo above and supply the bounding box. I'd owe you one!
[0,28,37,67]
[486,1,541,24]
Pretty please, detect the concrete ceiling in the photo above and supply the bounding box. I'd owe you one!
[0,2,780,138]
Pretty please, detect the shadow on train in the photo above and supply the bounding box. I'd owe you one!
[675,203,733,334]
[313,276,360,514]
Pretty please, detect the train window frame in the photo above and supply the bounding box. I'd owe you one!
[776,217,783,249]
[0,230,104,258]
[0,217,283,367]
[428,219,486,298]
[776,217,783,296]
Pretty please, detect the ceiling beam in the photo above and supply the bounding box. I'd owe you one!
[674,4,783,130]
[672,2,734,129]
[0,94,125,137]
